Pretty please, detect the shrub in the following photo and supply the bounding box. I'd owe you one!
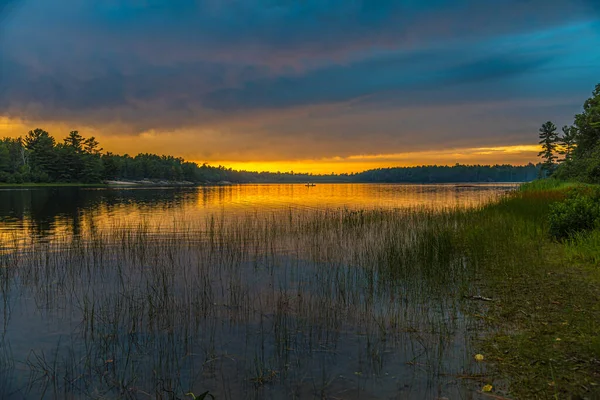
[20,171,32,183]
[548,190,600,240]
[584,156,600,184]
[7,172,23,184]
[31,171,50,183]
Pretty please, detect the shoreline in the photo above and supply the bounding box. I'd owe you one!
[0,180,529,188]
[471,180,600,398]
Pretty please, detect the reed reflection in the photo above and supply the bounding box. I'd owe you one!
[0,183,516,244]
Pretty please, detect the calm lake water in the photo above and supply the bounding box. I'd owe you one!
[0,183,515,242]
[0,183,517,399]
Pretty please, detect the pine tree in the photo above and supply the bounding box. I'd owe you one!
[83,136,102,154]
[64,131,85,152]
[24,128,57,180]
[558,125,578,162]
[538,121,558,175]
[574,83,600,157]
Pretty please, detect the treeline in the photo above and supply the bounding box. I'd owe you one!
[0,129,256,184]
[352,164,539,183]
[539,83,600,183]
[0,129,539,184]
[210,164,539,183]
[0,130,103,184]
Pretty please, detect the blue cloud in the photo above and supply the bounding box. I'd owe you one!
[203,50,559,111]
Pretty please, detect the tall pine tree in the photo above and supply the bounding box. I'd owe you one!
[574,83,600,157]
[24,128,57,181]
[538,121,558,175]
[558,125,578,162]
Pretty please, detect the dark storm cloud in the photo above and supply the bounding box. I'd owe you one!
[203,52,556,111]
[60,1,593,58]
[0,0,599,154]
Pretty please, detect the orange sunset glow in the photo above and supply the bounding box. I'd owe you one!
[209,145,542,174]
[0,116,542,174]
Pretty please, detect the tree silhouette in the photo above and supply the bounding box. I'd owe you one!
[574,83,600,157]
[538,121,558,175]
[558,125,578,162]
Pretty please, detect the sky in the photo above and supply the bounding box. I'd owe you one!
[0,0,599,173]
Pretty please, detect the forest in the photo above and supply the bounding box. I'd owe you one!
[0,129,540,185]
[540,83,600,183]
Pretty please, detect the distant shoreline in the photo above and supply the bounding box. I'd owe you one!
[105,179,197,186]
[0,180,527,188]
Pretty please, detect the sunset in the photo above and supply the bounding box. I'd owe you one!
[0,116,546,172]
[1,1,600,399]
[1,1,599,172]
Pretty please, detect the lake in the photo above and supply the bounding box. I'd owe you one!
[0,183,517,399]
[0,183,515,242]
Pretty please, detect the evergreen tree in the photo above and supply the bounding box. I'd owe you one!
[24,128,57,181]
[0,141,10,173]
[551,83,600,183]
[558,125,578,162]
[83,136,102,155]
[81,154,104,183]
[538,121,559,175]
[64,131,85,152]
[55,143,81,181]
[574,83,600,157]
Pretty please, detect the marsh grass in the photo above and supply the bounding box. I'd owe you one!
[1,184,598,398]
[518,178,580,192]
[565,230,600,264]
[0,205,487,399]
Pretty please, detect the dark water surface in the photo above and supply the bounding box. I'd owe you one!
[0,184,515,399]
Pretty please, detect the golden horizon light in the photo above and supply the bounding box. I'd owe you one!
[206,145,542,174]
[0,117,542,174]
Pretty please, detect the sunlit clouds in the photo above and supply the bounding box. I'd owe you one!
[212,145,542,174]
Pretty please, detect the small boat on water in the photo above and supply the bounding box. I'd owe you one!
[305,182,316,187]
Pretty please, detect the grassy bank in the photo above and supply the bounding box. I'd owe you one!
[467,180,600,398]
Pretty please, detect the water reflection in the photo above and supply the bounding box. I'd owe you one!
[0,183,513,399]
[0,183,516,243]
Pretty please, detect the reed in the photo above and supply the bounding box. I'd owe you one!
[1,185,596,398]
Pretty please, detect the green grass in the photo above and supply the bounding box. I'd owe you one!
[566,230,600,264]
[519,178,581,192]
[463,183,600,398]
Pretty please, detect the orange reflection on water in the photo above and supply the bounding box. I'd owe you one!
[0,183,518,245]
[194,183,515,211]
